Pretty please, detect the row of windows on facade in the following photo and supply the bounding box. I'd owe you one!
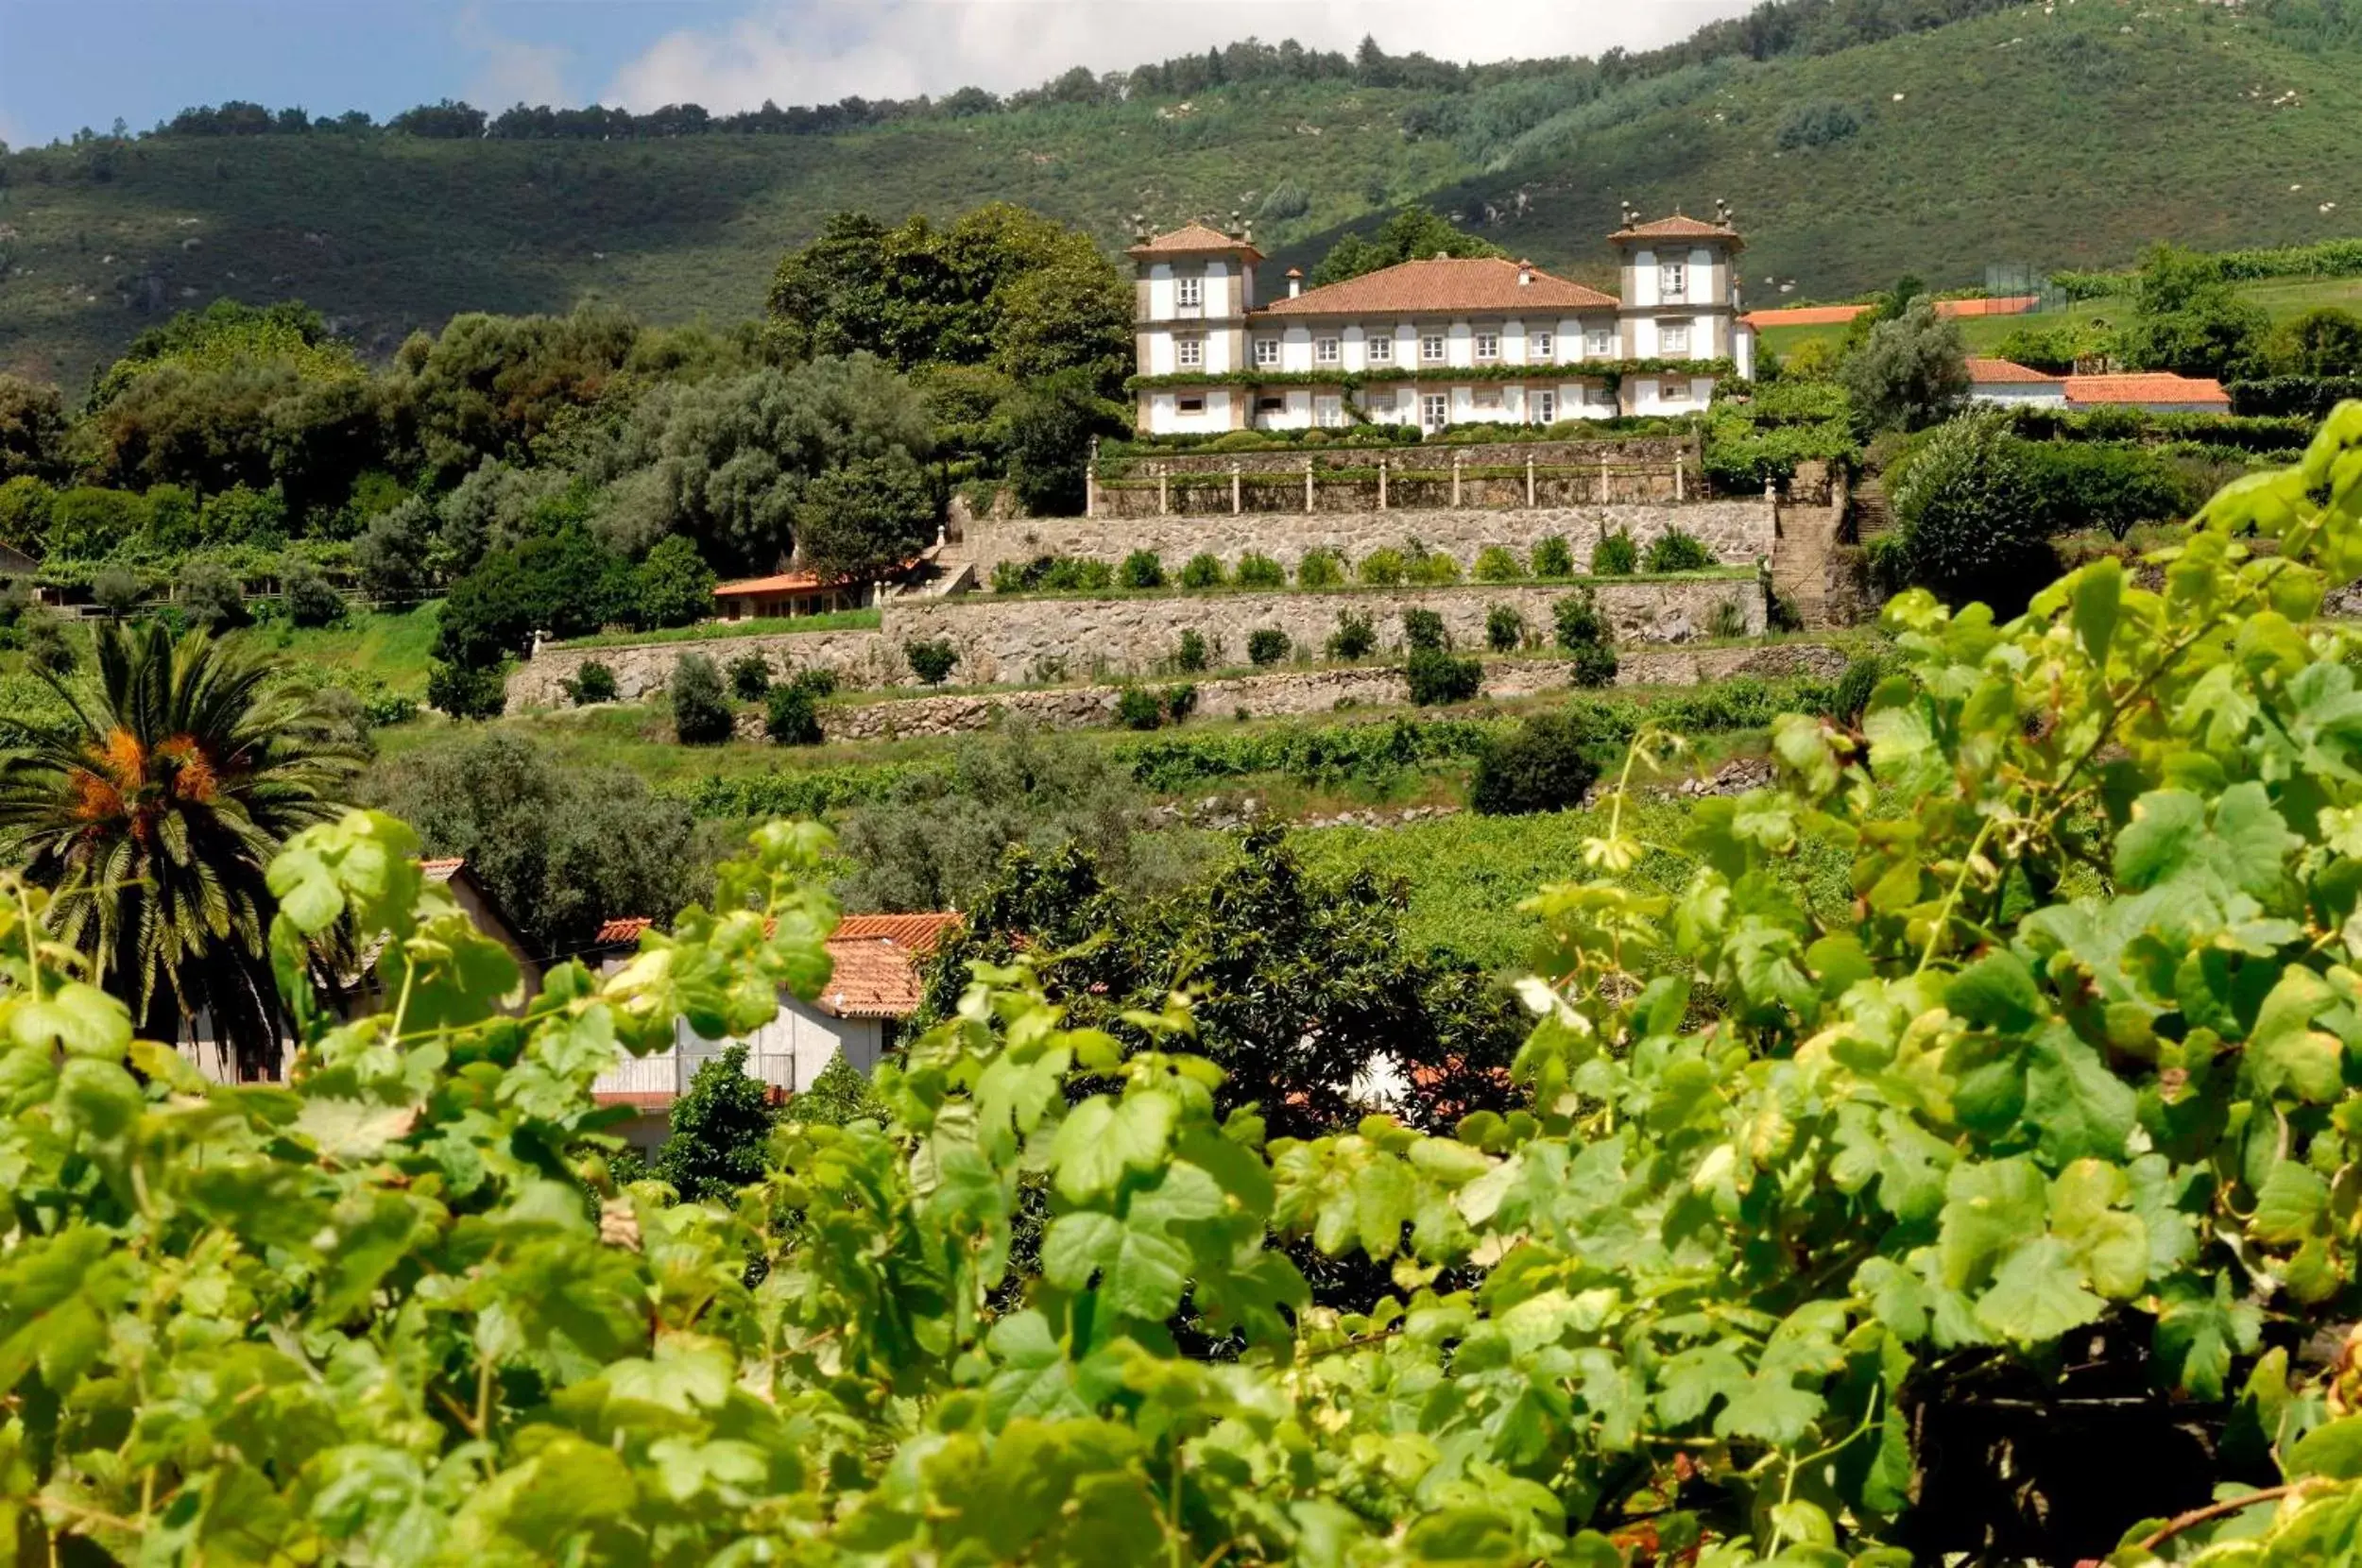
[1171,262,1701,311]
[1169,382,1696,422]
[1172,323,1695,371]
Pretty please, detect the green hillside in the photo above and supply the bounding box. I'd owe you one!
[4,0,2360,386]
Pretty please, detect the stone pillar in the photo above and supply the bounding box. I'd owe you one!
[1526,453,1536,507]
[1378,459,1389,511]
[1085,435,1099,518]
[1231,463,1242,516]
[1451,452,1463,508]
[1305,457,1315,515]
[1157,464,1169,516]
[1674,457,1685,503]
[1600,457,1610,503]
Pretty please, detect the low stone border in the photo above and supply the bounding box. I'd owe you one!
[733,641,1852,743]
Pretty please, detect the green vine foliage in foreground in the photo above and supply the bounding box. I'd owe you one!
[26,414,2362,1562]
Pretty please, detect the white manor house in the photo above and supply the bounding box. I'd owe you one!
[1128,205,1755,437]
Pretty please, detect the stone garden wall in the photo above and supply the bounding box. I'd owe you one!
[883,578,1765,687]
[506,579,1767,707]
[762,639,1848,743]
[964,499,1773,577]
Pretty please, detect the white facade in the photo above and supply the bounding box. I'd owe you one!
[1129,213,1755,436]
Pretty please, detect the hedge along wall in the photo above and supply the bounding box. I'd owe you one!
[504,576,1766,707]
[882,577,1766,687]
[1095,435,1698,479]
[965,499,1774,577]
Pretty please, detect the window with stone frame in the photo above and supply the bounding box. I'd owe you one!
[1661,378,1691,404]
[1660,261,1687,301]
[1253,337,1280,368]
[1584,327,1615,357]
[1315,337,1341,366]
[1533,389,1557,423]
[1175,274,1205,310]
[1474,331,1500,362]
[1657,320,1691,356]
[1367,332,1395,364]
[1529,331,1554,360]
[1420,332,1447,363]
[1175,336,1205,368]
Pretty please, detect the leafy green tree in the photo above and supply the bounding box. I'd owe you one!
[1309,207,1504,288]
[178,560,248,630]
[671,653,733,744]
[0,476,55,554]
[1891,409,2054,610]
[1404,646,1481,705]
[793,451,937,583]
[1840,296,1970,431]
[904,639,957,685]
[0,372,70,483]
[2264,306,2362,378]
[2121,244,2268,379]
[362,729,709,949]
[997,370,1126,516]
[353,496,434,599]
[1469,711,1601,815]
[728,651,774,702]
[654,1044,779,1203]
[424,659,505,719]
[282,562,347,627]
[44,486,149,561]
[635,534,717,628]
[387,302,640,481]
[764,680,822,745]
[0,622,360,1068]
[791,1049,887,1126]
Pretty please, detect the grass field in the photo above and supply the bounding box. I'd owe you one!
[8,0,2362,386]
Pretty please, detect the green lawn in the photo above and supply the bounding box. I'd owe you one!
[247,603,442,697]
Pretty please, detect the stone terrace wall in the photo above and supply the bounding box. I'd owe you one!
[506,627,892,708]
[887,578,1764,687]
[771,640,1847,743]
[966,500,1772,578]
[506,578,1768,707]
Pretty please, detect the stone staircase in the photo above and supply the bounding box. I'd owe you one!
[1849,479,1895,543]
[885,542,978,600]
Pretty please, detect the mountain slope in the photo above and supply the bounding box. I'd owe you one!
[2,0,2358,387]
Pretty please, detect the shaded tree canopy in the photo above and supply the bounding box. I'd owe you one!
[1308,207,1506,288]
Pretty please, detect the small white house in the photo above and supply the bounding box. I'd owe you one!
[1129,204,1755,435]
[588,912,959,1150]
[1965,357,2067,408]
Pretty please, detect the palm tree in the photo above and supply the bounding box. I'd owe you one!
[0,621,363,1076]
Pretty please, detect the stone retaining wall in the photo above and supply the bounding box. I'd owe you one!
[885,578,1765,687]
[764,640,1849,743]
[967,499,1772,577]
[505,578,1768,707]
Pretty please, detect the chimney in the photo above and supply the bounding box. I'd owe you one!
[1286,266,1303,298]
[1517,258,1533,286]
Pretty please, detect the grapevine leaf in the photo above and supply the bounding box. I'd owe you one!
[1973,1237,2102,1344]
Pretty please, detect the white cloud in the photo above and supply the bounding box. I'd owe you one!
[605,0,1753,114]
[461,6,572,111]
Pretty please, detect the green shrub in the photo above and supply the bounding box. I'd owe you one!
[1708,600,1749,639]
[1119,549,1166,589]
[1173,629,1211,673]
[1409,550,1462,586]
[671,654,733,745]
[1469,712,1602,816]
[1358,548,1408,587]
[1235,552,1286,588]
[562,661,619,706]
[1116,686,1165,730]
[1162,683,1198,724]
[1404,647,1482,707]
[727,651,773,701]
[635,535,717,628]
[1531,536,1574,578]
[1179,553,1226,589]
[1890,411,2056,611]
[427,659,505,720]
[1590,531,1638,576]
[1400,607,1447,652]
[791,1051,887,1128]
[180,562,247,630]
[283,564,347,628]
[1643,530,1715,571]
[1553,589,1619,689]
[1041,556,1115,592]
[1473,546,1527,583]
[1326,610,1377,660]
[1247,628,1291,666]
[905,639,958,686]
[1485,605,1525,653]
[1296,549,1346,588]
[1830,652,1884,725]
[990,559,1031,593]
[764,682,823,745]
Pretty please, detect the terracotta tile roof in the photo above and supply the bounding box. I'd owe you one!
[593,1091,676,1111]
[1128,222,1260,259]
[2063,373,2229,407]
[1742,303,1869,328]
[419,857,465,881]
[833,912,963,952]
[713,572,828,596]
[1943,296,2039,318]
[1967,357,2061,384]
[1611,213,1742,243]
[594,916,655,946]
[1258,256,1617,318]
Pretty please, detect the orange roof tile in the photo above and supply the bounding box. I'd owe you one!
[1943,295,2039,318]
[419,857,465,881]
[1258,256,1617,318]
[1128,222,1260,260]
[1966,357,2060,384]
[713,572,827,596]
[2063,373,2229,406]
[1743,303,1869,328]
[1611,213,1743,245]
[833,912,963,952]
[594,916,655,946]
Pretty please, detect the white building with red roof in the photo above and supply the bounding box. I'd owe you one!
[1966,356,2069,407]
[1129,203,1755,435]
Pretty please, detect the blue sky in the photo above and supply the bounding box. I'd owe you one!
[0,1,1753,148]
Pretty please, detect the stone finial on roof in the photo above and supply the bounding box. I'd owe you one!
[1619,199,1638,228]
[1131,211,1147,242]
